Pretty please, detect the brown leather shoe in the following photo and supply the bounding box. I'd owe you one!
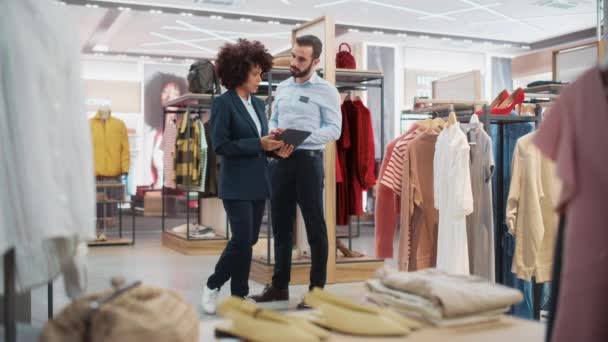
[249,285,289,303]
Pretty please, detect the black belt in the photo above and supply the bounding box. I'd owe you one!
[292,149,323,157]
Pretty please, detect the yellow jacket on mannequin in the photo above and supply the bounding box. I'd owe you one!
[90,110,130,177]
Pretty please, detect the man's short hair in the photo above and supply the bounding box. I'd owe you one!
[295,35,323,60]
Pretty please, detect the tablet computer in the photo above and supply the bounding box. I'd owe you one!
[276,129,311,148]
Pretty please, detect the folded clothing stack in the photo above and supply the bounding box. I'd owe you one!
[171,224,215,239]
[366,268,524,327]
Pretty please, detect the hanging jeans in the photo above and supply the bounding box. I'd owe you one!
[489,117,537,319]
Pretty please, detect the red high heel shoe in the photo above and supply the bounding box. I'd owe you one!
[475,89,508,115]
[491,88,524,115]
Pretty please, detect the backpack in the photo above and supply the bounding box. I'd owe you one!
[187,59,221,94]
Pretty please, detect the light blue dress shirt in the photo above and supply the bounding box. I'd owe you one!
[240,95,262,136]
[269,72,342,150]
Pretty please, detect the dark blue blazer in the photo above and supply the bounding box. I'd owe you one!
[210,90,269,200]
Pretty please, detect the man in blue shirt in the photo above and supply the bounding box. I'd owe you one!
[250,35,341,308]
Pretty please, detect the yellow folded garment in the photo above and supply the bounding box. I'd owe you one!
[303,288,420,336]
[216,296,328,342]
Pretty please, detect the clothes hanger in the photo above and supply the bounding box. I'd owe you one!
[431,117,445,131]
[446,105,457,127]
[417,118,431,132]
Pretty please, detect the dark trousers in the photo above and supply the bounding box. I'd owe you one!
[207,199,265,297]
[270,150,328,290]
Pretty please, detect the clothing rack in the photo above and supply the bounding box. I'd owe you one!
[161,94,229,245]
[3,249,51,342]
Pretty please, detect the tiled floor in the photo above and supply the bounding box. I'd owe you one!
[31,215,390,327]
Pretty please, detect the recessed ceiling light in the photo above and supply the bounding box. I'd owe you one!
[483,41,494,46]
[441,37,452,41]
[163,57,173,61]
[463,39,473,44]
[268,20,281,25]
[503,43,513,48]
[348,28,360,32]
[419,35,430,39]
[56,1,67,5]
[397,33,407,37]
[119,54,128,58]
[140,55,151,59]
[85,4,99,8]
[150,9,163,14]
[93,52,104,56]
[92,44,109,52]
[180,12,193,16]
[521,45,531,50]
[240,17,252,22]
[372,30,384,35]
[294,23,302,27]
[210,15,223,20]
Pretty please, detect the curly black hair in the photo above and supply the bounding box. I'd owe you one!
[215,39,273,90]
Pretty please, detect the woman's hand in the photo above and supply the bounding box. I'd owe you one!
[275,145,294,158]
[260,135,284,151]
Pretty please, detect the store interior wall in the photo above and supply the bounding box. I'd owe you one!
[402,47,487,109]
[366,45,395,158]
[491,57,513,95]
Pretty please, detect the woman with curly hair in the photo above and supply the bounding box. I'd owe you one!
[201,39,286,314]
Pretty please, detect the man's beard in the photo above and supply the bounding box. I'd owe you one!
[290,61,313,78]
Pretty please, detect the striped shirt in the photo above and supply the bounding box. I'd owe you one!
[380,130,418,195]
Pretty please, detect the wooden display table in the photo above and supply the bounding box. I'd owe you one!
[199,316,544,342]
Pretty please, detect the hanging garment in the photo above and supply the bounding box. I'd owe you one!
[380,130,419,195]
[489,115,536,319]
[174,116,201,187]
[407,132,439,271]
[0,0,94,295]
[534,67,608,342]
[340,99,377,217]
[336,101,352,225]
[189,120,209,192]
[200,120,219,198]
[434,124,473,275]
[162,117,178,189]
[374,123,419,260]
[462,123,496,281]
[353,100,377,189]
[90,112,130,177]
[506,132,560,282]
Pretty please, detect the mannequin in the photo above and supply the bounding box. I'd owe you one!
[99,105,111,120]
[90,105,130,241]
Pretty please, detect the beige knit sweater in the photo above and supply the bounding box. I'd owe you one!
[506,133,561,282]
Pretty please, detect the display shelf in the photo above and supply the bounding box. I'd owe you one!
[162,231,228,255]
[262,67,384,84]
[523,84,564,94]
[250,254,383,285]
[165,93,215,107]
[165,229,227,241]
[88,238,133,247]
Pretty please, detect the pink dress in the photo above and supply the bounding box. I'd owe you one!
[534,67,608,342]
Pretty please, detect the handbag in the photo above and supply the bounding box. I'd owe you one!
[335,43,356,69]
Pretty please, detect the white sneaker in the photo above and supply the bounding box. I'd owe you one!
[201,285,220,315]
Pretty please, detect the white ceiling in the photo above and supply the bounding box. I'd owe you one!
[65,0,598,60]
